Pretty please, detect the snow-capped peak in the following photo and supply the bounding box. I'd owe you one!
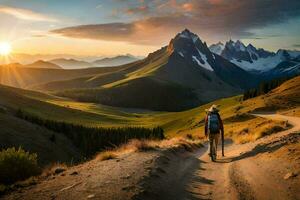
[209,42,224,55]
[246,43,257,52]
[177,29,200,43]
[234,40,246,51]
[170,29,214,71]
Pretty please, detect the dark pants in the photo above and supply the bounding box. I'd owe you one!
[209,133,220,157]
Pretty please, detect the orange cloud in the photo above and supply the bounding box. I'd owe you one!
[51,0,300,45]
[182,3,194,12]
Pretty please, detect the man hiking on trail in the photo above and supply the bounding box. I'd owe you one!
[205,105,224,162]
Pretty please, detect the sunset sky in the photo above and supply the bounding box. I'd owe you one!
[0,0,299,57]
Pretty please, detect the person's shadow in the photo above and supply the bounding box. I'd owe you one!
[215,132,299,163]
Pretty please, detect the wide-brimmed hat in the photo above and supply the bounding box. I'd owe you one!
[205,104,219,113]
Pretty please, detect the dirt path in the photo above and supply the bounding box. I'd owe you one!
[135,114,300,200]
[186,114,300,200]
[2,114,299,200]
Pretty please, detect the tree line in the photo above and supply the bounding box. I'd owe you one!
[15,109,165,157]
[243,76,294,100]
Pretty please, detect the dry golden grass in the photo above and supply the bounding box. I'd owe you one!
[42,163,67,177]
[95,137,203,162]
[97,151,117,161]
[280,107,300,117]
[226,117,289,144]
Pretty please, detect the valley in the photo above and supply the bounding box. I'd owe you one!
[0,29,299,199]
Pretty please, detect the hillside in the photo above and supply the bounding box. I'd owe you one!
[0,65,128,88]
[242,75,300,116]
[2,76,299,139]
[49,58,93,69]
[35,29,258,111]
[24,60,62,69]
[3,114,299,200]
[0,75,299,167]
[93,55,139,67]
[0,61,62,69]
[0,112,81,165]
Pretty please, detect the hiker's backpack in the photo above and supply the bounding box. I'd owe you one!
[208,112,220,133]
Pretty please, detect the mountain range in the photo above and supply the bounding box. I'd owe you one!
[0,54,140,69]
[0,29,299,111]
[93,54,140,67]
[209,40,300,77]
[31,29,258,111]
[48,55,140,69]
[1,60,62,69]
[49,58,93,69]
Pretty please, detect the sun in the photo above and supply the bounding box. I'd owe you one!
[0,42,12,56]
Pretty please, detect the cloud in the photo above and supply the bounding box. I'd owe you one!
[31,34,47,38]
[0,5,58,22]
[241,34,284,40]
[52,23,134,41]
[51,0,300,45]
[293,44,300,48]
[126,5,149,15]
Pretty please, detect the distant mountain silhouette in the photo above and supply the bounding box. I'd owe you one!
[93,55,139,67]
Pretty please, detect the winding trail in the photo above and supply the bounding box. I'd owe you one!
[184,114,300,200]
[2,114,299,200]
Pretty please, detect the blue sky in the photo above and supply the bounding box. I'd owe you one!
[0,0,299,56]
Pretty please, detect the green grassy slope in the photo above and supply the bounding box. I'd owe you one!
[0,84,238,137]
[40,46,239,111]
[31,60,147,91]
[1,75,298,141]
[0,65,128,88]
[0,111,81,165]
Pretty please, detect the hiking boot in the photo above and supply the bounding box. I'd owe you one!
[212,154,216,162]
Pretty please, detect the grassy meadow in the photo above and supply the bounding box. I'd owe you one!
[1,75,299,145]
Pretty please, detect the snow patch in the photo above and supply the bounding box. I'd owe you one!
[192,48,214,71]
[287,50,300,58]
[235,41,246,51]
[179,32,190,39]
[282,63,300,72]
[191,35,199,43]
[231,54,283,72]
[209,43,224,55]
[178,51,184,57]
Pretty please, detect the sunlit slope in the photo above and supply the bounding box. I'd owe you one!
[33,30,251,112]
[49,46,239,111]
[32,60,146,91]
[240,75,300,116]
[0,75,298,139]
[0,65,127,88]
[0,84,137,126]
[0,84,239,137]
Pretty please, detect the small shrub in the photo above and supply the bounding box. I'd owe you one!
[0,147,40,184]
[0,184,7,195]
